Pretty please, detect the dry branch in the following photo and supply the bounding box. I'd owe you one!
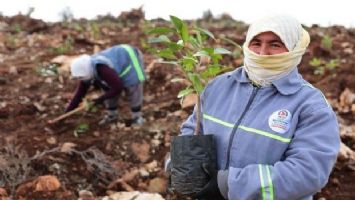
[47,104,86,124]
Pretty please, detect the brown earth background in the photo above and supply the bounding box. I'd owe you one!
[0,8,354,200]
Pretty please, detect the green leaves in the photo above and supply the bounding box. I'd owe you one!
[221,37,242,50]
[170,16,184,31]
[188,73,204,93]
[213,47,232,54]
[148,15,232,98]
[194,50,209,57]
[148,27,174,34]
[309,57,339,76]
[181,56,198,72]
[158,49,176,59]
[177,87,194,98]
[195,27,215,40]
[170,15,189,42]
[321,35,333,51]
[181,23,189,42]
[201,64,222,79]
[325,59,339,70]
[309,57,322,67]
[74,123,90,137]
[148,35,171,43]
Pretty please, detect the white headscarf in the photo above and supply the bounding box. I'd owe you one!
[70,54,93,79]
[243,15,310,86]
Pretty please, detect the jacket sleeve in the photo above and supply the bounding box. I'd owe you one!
[227,106,340,200]
[96,65,124,102]
[65,81,90,112]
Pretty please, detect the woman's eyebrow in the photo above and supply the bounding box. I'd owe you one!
[250,38,261,43]
[268,39,284,44]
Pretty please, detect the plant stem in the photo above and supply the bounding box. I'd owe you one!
[193,59,203,136]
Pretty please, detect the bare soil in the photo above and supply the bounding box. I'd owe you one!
[0,9,354,200]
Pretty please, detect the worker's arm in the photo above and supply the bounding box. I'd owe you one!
[93,64,124,104]
[65,81,90,112]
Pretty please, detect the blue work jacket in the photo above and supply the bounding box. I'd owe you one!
[181,67,340,200]
[91,44,146,87]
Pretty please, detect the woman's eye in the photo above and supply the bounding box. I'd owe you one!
[271,42,283,48]
[250,42,260,46]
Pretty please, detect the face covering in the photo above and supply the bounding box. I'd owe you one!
[243,15,310,86]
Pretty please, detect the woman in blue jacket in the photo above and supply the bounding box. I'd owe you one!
[181,15,340,200]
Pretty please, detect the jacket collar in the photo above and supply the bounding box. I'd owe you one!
[231,67,304,95]
[230,67,251,83]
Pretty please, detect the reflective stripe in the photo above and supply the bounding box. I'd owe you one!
[259,165,274,200]
[121,44,145,81]
[203,114,291,143]
[119,65,132,77]
[258,165,266,200]
[239,126,291,143]
[266,166,274,200]
[203,114,234,128]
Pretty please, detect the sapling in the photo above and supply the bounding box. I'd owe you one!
[148,15,231,135]
[148,15,232,196]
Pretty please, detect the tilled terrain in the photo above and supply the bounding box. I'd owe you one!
[0,9,354,200]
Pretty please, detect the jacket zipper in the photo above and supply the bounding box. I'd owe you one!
[224,86,259,169]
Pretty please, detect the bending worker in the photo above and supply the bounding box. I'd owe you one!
[66,44,146,125]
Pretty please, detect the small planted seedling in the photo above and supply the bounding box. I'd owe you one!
[36,63,59,77]
[309,57,339,76]
[50,36,74,55]
[321,34,333,51]
[74,123,89,137]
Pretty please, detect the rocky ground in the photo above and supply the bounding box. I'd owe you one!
[0,8,354,200]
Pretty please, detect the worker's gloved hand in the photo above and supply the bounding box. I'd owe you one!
[194,164,227,200]
[92,97,105,105]
[85,97,104,111]
[64,107,73,113]
[65,104,77,113]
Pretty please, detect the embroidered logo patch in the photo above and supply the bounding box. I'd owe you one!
[268,109,292,134]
